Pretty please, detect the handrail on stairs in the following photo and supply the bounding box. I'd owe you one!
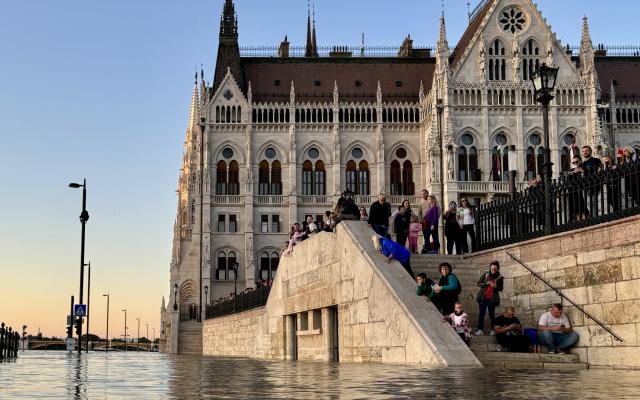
[506,251,623,342]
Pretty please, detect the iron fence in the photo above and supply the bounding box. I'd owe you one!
[0,322,20,359]
[205,285,271,320]
[477,162,640,250]
[179,305,201,322]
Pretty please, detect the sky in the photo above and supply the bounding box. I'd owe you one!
[0,0,637,339]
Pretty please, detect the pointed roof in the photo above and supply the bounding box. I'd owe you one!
[187,73,199,138]
[449,0,493,69]
[580,15,593,50]
[220,0,238,41]
[305,2,314,57]
[311,5,319,57]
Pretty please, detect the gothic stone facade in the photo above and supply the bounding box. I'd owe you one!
[160,0,640,350]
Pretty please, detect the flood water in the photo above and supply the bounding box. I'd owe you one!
[2,351,640,399]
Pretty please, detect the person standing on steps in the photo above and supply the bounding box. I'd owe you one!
[457,197,477,253]
[474,261,504,336]
[394,199,413,248]
[443,201,462,255]
[408,215,421,254]
[429,262,460,315]
[423,195,440,254]
[537,303,579,354]
[419,189,431,253]
[368,193,391,238]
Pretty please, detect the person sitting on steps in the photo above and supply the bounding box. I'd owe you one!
[442,302,471,346]
[429,262,460,315]
[537,303,579,354]
[416,273,435,298]
[493,306,532,352]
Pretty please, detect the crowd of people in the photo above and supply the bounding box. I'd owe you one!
[412,260,579,354]
[210,279,273,306]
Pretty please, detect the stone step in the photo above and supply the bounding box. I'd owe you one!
[472,349,587,369]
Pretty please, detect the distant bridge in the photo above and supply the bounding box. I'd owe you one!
[27,340,157,352]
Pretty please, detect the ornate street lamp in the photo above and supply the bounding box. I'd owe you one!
[531,63,559,235]
[173,283,179,311]
[232,262,239,296]
[204,284,209,306]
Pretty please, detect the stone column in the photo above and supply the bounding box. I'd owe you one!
[170,310,179,354]
[285,314,296,360]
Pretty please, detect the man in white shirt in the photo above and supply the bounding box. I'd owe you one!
[537,303,579,354]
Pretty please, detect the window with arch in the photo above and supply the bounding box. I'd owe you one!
[525,133,545,180]
[345,149,370,195]
[389,147,414,195]
[457,133,480,181]
[216,147,239,195]
[259,251,280,281]
[488,39,506,81]
[215,250,237,281]
[301,158,326,195]
[258,154,282,196]
[491,133,510,181]
[560,133,578,172]
[521,39,540,81]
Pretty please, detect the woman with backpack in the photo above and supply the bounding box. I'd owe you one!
[474,260,504,336]
[429,262,461,315]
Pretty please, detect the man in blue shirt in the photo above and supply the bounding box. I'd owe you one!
[372,234,415,279]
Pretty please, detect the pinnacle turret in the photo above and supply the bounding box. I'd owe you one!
[220,0,238,41]
[305,2,318,57]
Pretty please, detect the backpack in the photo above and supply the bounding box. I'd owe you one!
[450,273,462,295]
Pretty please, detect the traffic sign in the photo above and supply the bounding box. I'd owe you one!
[73,304,87,317]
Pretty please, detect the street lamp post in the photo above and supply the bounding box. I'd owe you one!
[152,327,156,351]
[145,324,149,351]
[232,262,239,296]
[102,293,109,350]
[136,318,140,349]
[204,285,209,306]
[68,179,89,355]
[121,308,127,352]
[531,63,559,236]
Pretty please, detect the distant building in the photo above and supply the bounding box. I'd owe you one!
[160,0,640,353]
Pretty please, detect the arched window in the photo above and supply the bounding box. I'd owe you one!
[346,160,357,193]
[259,160,270,195]
[314,160,326,195]
[390,160,402,195]
[522,39,540,81]
[271,160,282,195]
[525,133,544,180]
[302,160,313,195]
[457,133,480,181]
[402,160,414,195]
[560,133,578,172]
[488,39,506,81]
[215,250,237,281]
[260,251,280,280]
[358,160,370,195]
[216,160,227,195]
[490,133,510,181]
[228,160,239,195]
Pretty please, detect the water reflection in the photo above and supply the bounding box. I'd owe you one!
[2,351,640,399]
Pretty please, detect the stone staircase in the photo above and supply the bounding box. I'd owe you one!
[178,322,203,355]
[411,255,588,369]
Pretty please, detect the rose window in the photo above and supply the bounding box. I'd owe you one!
[500,8,526,33]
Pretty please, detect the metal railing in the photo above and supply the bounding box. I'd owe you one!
[0,322,20,359]
[477,163,640,250]
[507,252,623,342]
[205,285,271,320]
[179,305,201,323]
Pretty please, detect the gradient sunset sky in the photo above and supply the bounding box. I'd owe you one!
[0,0,636,339]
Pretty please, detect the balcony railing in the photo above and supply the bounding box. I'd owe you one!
[211,195,244,205]
[205,286,271,320]
[298,195,332,205]
[254,195,287,205]
[454,181,529,194]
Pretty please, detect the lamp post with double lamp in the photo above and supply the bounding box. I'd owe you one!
[102,293,109,350]
[121,308,127,352]
[531,64,559,236]
[68,179,89,355]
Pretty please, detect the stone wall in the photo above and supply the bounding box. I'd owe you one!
[466,215,640,369]
[202,221,481,366]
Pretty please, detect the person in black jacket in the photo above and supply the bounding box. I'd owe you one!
[394,200,413,248]
[443,201,462,255]
[368,194,392,238]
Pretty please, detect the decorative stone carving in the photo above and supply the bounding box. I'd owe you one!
[512,34,521,82]
[447,149,455,181]
[246,237,254,271]
[546,32,554,66]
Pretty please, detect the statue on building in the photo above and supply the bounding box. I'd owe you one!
[478,32,487,81]
[512,33,521,82]
[546,33,554,66]
[246,237,254,271]
[431,157,437,183]
[447,149,455,181]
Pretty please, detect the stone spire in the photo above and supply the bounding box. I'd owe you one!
[580,16,595,75]
[187,72,200,141]
[213,0,245,92]
[305,1,313,57]
[311,4,319,57]
[419,80,425,102]
[436,14,450,74]
[376,81,382,104]
[333,80,339,105]
[219,0,238,41]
